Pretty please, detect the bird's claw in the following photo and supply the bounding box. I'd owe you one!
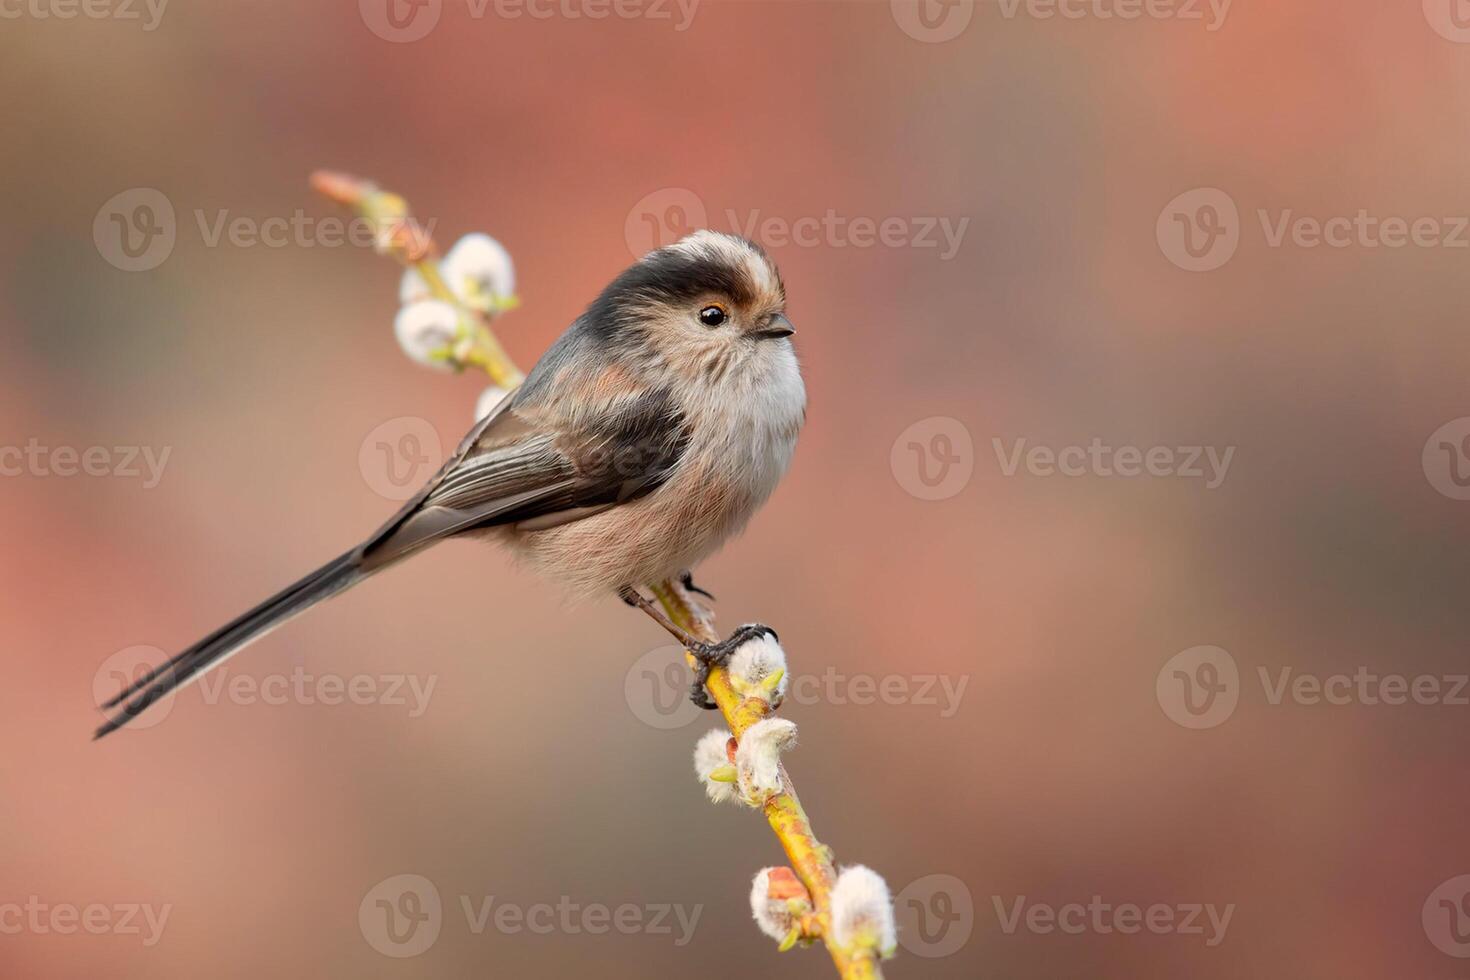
[686,623,779,709]
[679,571,716,601]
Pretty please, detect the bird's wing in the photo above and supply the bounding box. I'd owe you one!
[358,383,690,569]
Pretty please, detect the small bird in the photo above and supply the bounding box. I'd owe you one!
[94,231,805,739]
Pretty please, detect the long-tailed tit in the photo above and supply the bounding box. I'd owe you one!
[94,231,804,738]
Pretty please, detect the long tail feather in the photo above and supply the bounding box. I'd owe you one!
[94,550,366,739]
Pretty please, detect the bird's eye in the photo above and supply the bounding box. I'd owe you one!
[698,304,728,328]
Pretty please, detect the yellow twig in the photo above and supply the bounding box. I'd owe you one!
[309,170,523,389]
[653,579,885,979]
[314,171,886,980]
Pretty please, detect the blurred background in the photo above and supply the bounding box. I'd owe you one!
[4,1,1470,977]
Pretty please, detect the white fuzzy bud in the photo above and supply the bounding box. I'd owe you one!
[441,233,516,314]
[398,266,433,306]
[693,729,738,805]
[397,233,516,315]
[393,300,460,370]
[734,717,797,806]
[475,385,510,421]
[727,631,788,708]
[829,866,897,958]
[749,867,811,945]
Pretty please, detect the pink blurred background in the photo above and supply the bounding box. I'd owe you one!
[5,1,1470,977]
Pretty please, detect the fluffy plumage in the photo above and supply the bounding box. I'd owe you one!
[95,231,805,738]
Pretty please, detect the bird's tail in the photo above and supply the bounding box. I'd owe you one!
[93,549,369,739]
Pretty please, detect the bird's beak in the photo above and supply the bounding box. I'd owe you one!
[755,314,796,340]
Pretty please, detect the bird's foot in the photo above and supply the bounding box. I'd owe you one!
[617,585,777,709]
[685,623,778,709]
[679,571,716,601]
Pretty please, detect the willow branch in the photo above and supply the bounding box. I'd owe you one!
[653,579,886,979]
[312,171,888,979]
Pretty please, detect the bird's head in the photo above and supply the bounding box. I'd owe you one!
[588,230,795,383]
